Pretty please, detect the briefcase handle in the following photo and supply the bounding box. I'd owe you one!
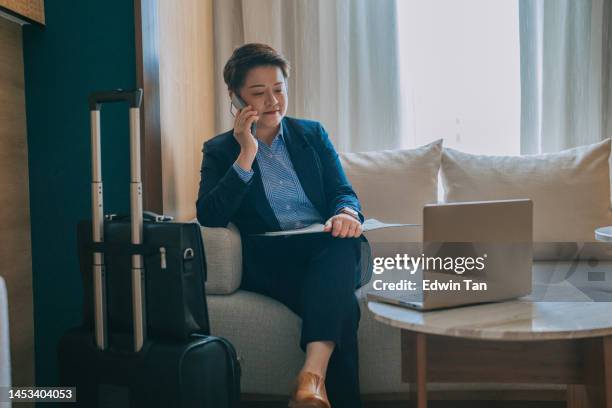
[105,211,174,223]
[89,88,147,353]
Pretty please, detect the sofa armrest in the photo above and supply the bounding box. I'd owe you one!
[200,223,243,295]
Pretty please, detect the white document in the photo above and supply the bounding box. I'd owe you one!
[254,218,420,237]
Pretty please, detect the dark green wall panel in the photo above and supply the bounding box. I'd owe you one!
[22,0,136,386]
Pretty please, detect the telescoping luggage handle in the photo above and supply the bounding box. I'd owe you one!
[89,89,145,353]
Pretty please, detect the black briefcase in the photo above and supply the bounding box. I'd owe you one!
[58,89,241,407]
[77,213,209,341]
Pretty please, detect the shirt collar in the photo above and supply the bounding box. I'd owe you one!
[259,125,284,151]
[272,125,284,146]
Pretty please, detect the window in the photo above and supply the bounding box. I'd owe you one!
[396,0,520,155]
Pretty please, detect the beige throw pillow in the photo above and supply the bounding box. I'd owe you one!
[440,139,612,247]
[340,139,443,247]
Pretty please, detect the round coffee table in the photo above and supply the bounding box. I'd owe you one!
[368,299,612,408]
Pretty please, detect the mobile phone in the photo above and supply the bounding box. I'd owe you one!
[231,94,257,136]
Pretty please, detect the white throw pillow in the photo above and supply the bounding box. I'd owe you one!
[440,139,612,248]
[340,139,443,248]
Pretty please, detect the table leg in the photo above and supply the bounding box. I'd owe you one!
[414,333,427,408]
[583,335,612,408]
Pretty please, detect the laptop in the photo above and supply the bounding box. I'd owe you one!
[367,199,533,310]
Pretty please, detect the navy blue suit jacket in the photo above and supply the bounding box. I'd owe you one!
[196,116,371,288]
[196,116,363,233]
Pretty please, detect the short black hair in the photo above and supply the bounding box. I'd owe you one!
[223,43,290,93]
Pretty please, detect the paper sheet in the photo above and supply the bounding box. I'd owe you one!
[254,218,420,237]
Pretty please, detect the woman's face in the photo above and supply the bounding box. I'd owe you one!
[235,65,287,130]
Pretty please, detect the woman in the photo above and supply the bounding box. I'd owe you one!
[196,43,369,408]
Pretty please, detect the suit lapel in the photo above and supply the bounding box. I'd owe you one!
[225,129,280,231]
[282,119,327,218]
[250,159,281,231]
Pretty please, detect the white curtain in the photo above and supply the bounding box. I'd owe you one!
[519,0,612,153]
[212,0,401,152]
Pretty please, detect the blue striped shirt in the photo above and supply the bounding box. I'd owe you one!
[232,128,324,230]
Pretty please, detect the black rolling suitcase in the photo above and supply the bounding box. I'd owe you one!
[58,89,240,408]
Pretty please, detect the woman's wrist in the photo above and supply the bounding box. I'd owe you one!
[236,147,257,171]
[338,206,360,222]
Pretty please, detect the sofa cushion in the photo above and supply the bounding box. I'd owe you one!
[340,140,443,253]
[201,223,242,294]
[441,139,612,257]
[208,291,303,394]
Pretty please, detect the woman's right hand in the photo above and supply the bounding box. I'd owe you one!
[233,105,259,156]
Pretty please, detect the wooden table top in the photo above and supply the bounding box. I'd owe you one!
[368,300,612,341]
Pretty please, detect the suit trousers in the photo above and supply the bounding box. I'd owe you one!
[241,233,363,408]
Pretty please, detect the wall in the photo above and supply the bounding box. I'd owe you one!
[22,0,136,386]
[0,15,34,389]
[158,0,215,221]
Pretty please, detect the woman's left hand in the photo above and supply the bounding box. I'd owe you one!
[323,213,362,238]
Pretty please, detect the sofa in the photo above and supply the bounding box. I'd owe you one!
[199,137,612,400]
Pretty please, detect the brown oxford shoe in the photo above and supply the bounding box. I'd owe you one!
[288,371,331,408]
